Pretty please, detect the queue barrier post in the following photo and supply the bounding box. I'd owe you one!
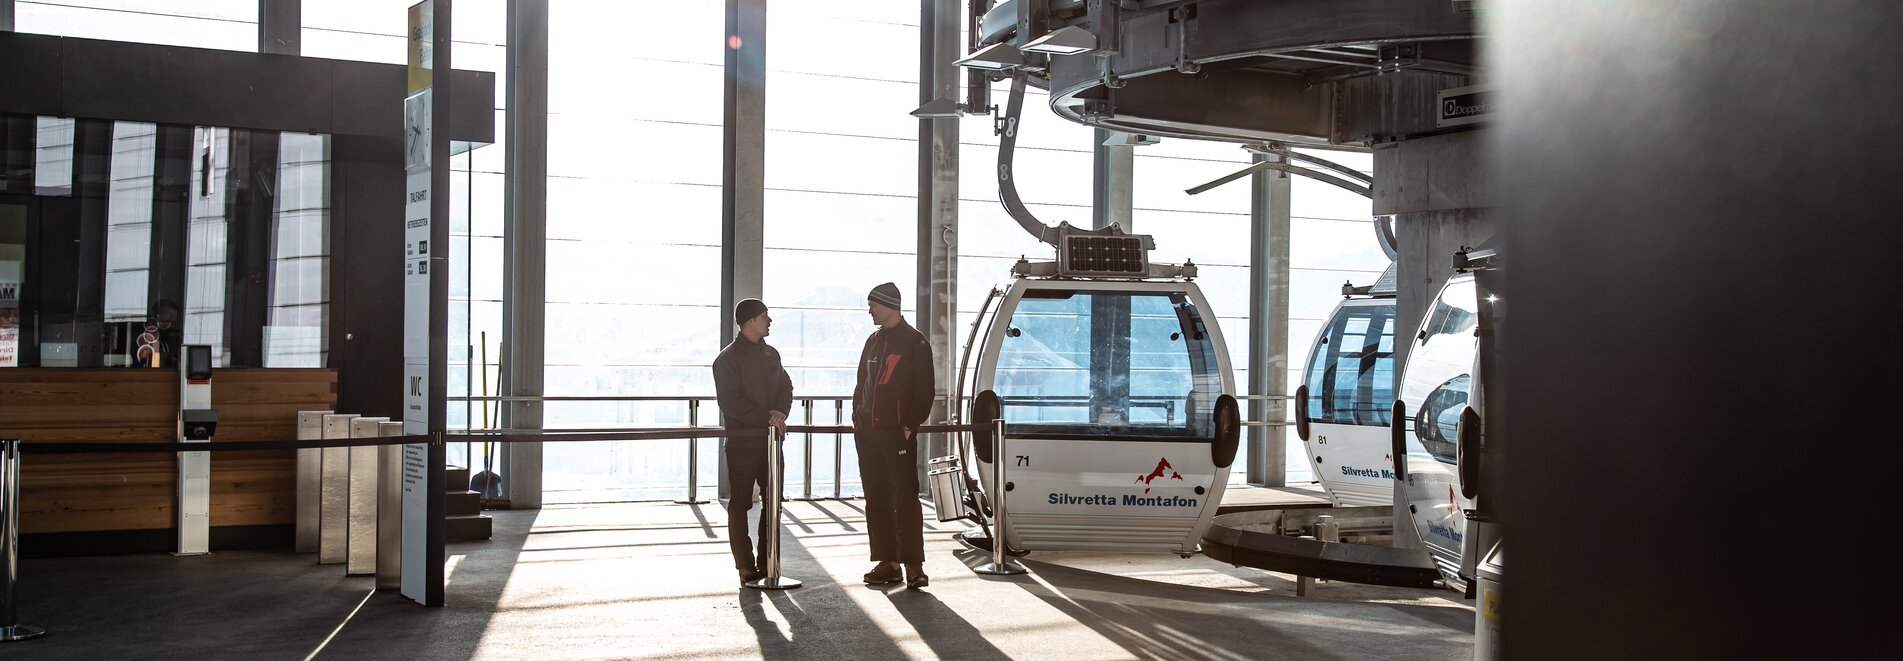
[745,427,801,590]
[972,420,1027,576]
[1,439,47,642]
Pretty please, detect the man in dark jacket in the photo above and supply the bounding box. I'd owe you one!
[852,282,936,589]
[712,298,793,586]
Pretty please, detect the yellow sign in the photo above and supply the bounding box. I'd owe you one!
[407,1,433,93]
[1482,585,1501,623]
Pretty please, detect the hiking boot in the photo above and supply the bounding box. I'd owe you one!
[904,563,928,589]
[863,562,902,585]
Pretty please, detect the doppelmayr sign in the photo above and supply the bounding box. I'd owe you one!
[1437,85,1492,128]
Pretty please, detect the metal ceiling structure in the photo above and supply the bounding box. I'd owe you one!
[962,0,1480,148]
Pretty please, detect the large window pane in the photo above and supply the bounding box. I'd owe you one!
[17,0,257,52]
[266,133,330,367]
[542,0,723,502]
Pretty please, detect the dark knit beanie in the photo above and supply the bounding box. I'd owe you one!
[868,282,901,310]
[733,298,767,326]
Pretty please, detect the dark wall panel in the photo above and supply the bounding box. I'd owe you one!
[1496,1,1896,657]
[330,135,404,420]
[0,32,494,143]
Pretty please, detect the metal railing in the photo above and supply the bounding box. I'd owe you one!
[1237,394,1297,428]
[449,392,1303,497]
[450,394,861,502]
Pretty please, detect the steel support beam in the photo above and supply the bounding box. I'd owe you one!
[1247,152,1289,486]
[917,0,961,484]
[1091,128,1133,231]
[500,0,547,509]
[719,0,767,501]
[259,0,300,55]
[0,33,496,143]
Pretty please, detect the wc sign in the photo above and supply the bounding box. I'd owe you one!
[1437,84,1492,128]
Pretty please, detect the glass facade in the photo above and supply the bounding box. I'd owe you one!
[0,115,333,370]
[15,0,257,52]
[266,133,331,368]
[5,1,1391,493]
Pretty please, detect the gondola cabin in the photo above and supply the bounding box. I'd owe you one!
[970,273,1239,555]
[1296,287,1398,508]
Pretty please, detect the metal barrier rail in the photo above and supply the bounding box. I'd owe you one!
[450,393,1295,499]
[450,395,862,502]
[14,424,984,454]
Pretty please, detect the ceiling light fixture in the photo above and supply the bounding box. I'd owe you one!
[1022,25,1098,56]
[955,42,1026,71]
[910,97,967,119]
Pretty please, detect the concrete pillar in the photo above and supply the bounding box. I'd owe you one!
[1092,129,1133,231]
[1374,132,1492,375]
[916,0,960,471]
[258,0,300,55]
[719,0,767,500]
[1248,153,1290,486]
[500,0,547,509]
[1373,129,1489,549]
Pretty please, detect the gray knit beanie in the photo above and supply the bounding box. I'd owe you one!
[868,282,901,310]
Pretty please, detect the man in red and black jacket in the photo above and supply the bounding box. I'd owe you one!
[852,282,936,589]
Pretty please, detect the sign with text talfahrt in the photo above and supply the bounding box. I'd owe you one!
[400,0,448,607]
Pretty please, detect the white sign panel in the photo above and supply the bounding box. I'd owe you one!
[400,438,429,599]
[400,82,434,603]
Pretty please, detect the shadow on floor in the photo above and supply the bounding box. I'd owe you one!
[973,549,1474,661]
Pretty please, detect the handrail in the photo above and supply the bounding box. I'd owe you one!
[449,395,850,403]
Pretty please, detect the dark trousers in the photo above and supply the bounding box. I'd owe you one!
[855,428,924,564]
[725,439,780,572]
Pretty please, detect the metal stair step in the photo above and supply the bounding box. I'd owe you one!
[445,514,492,542]
[446,490,482,517]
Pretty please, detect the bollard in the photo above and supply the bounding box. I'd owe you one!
[833,400,844,499]
[1,439,47,641]
[973,420,1027,576]
[746,427,801,590]
[677,400,707,505]
[799,400,814,500]
[1298,514,1339,597]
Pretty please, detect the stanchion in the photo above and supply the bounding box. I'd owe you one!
[973,420,1027,576]
[832,400,845,499]
[2,439,47,642]
[746,427,801,590]
[798,401,814,500]
[676,400,708,505]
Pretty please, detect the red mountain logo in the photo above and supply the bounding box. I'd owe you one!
[1136,458,1183,494]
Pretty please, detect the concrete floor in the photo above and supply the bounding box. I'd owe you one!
[7,500,1473,660]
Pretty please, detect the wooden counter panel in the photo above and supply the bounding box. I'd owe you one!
[1,368,336,534]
